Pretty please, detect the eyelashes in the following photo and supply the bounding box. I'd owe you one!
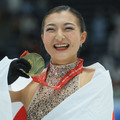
[46,28,55,32]
[46,27,74,32]
[65,27,74,30]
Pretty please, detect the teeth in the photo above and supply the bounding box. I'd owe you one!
[54,44,69,48]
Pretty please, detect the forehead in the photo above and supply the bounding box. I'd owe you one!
[44,11,79,26]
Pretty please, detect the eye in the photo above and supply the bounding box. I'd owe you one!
[46,28,55,32]
[65,27,74,31]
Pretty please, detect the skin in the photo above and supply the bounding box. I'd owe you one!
[9,10,95,110]
[41,11,87,65]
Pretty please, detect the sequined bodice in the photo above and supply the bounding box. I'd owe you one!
[27,60,80,120]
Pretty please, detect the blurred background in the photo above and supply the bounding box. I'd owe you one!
[0,0,120,119]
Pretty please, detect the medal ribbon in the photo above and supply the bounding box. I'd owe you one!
[32,58,83,89]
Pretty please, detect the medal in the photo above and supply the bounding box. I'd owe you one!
[20,51,45,76]
[32,58,83,89]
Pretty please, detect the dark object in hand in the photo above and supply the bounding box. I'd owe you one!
[7,58,31,85]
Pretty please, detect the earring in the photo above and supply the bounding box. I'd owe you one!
[80,42,82,47]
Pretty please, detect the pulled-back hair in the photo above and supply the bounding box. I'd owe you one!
[41,5,86,34]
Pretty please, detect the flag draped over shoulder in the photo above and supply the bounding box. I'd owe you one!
[0,57,115,120]
[14,62,115,120]
[42,63,114,120]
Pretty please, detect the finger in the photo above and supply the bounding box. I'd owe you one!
[18,58,31,70]
[17,69,30,78]
[16,63,31,73]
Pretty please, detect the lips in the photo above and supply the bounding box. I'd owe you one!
[54,43,69,51]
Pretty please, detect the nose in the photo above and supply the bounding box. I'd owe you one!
[55,29,65,41]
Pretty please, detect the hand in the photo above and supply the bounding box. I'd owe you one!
[7,58,31,85]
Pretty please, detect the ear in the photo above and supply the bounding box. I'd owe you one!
[80,31,87,44]
[41,34,44,42]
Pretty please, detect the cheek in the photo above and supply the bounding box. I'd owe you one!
[66,32,75,39]
[66,31,80,40]
[42,34,53,54]
[67,32,80,43]
[44,33,50,41]
[43,39,51,50]
[43,34,52,46]
[69,33,81,51]
[71,41,80,52]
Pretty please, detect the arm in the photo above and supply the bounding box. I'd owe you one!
[0,57,31,120]
[7,58,31,102]
[9,90,22,103]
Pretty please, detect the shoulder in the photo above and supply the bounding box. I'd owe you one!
[83,62,107,77]
[79,62,107,88]
[82,62,105,77]
[83,62,112,86]
[84,62,106,71]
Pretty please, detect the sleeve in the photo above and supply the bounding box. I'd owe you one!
[0,57,13,120]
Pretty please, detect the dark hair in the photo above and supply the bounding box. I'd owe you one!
[41,5,86,34]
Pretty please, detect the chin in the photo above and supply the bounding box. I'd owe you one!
[51,55,76,65]
[55,54,69,60]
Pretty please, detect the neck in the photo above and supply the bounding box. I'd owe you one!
[48,58,79,81]
[51,57,77,65]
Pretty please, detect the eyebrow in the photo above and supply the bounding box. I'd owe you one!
[64,22,75,26]
[46,23,56,27]
[46,22,75,27]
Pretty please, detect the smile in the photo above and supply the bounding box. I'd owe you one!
[54,43,69,51]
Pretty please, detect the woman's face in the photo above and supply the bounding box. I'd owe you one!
[41,11,87,65]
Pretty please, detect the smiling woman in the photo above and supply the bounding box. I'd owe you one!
[0,5,115,120]
[41,10,87,65]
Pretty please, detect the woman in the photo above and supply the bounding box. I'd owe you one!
[1,5,115,120]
